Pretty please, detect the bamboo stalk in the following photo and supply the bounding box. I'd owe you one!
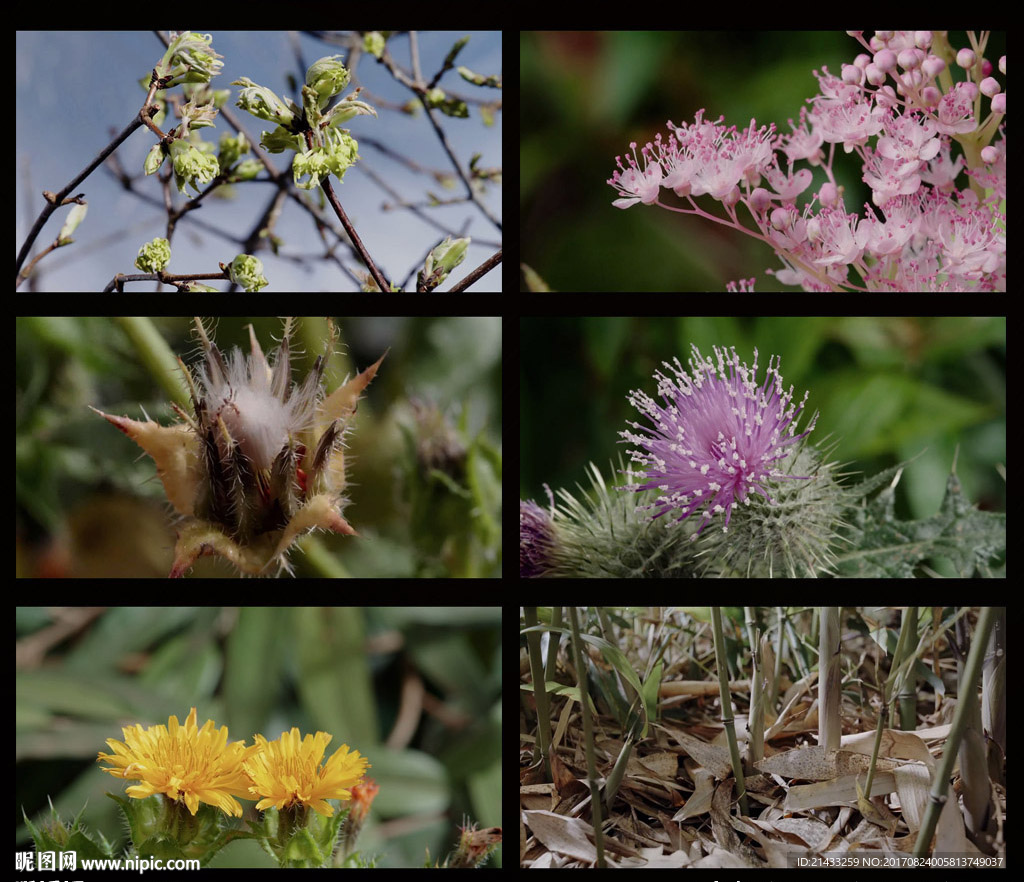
[711,607,749,816]
[897,606,919,729]
[913,607,997,858]
[568,607,606,868]
[523,607,552,780]
[818,607,841,751]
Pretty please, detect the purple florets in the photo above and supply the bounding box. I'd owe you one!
[620,344,817,539]
[520,499,556,577]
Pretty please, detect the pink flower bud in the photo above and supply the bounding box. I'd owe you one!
[980,77,1001,97]
[865,64,887,86]
[981,146,998,164]
[956,48,976,69]
[873,49,897,72]
[991,93,1006,113]
[818,182,839,207]
[897,48,922,70]
[749,187,772,213]
[921,56,946,79]
[842,64,863,84]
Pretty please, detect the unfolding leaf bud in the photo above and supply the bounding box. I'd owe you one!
[57,202,88,243]
[231,77,297,128]
[363,32,386,59]
[305,56,351,109]
[144,143,166,176]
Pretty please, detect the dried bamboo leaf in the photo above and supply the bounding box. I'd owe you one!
[659,725,734,778]
[672,767,715,822]
[785,771,897,811]
[754,745,898,780]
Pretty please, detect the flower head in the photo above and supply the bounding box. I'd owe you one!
[244,727,370,817]
[607,140,663,208]
[620,345,817,539]
[520,499,556,577]
[97,707,257,817]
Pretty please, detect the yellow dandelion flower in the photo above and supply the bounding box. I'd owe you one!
[244,727,370,817]
[97,707,258,817]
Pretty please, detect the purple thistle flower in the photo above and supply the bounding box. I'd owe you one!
[620,345,818,540]
[520,498,556,577]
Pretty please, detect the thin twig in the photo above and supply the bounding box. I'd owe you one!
[102,270,229,292]
[446,249,502,292]
[320,176,392,292]
[16,109,157,285]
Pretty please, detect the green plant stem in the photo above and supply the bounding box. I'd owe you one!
[523,607,552,780]
[711,607,749,816]
[913,607,997,858]
[568,607,605,867]
[115,316,191,408]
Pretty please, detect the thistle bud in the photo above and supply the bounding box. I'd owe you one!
[91,318,386,577]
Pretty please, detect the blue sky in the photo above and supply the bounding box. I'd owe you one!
[16,31,503,292]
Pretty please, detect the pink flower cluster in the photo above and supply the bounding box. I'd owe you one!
[607,31,1006,292]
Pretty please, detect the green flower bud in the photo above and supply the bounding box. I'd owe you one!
[425,87,446,108]
[292,130,360,190]
[135,237,171,273]
[323,128,359,178]
[218,131,249,168]
[305,56,351,109]
[228,254,268,292]
[181,282,218,292]
[169,139,220,195]
[144,143,166,176]
[292,147,329,190]
[363,32,386,59]
[231,158,263,181]
[231,77,297,128]
[57,202,88,244]
[260,126,304,154]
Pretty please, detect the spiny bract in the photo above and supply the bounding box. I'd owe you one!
[92,318,385,577]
